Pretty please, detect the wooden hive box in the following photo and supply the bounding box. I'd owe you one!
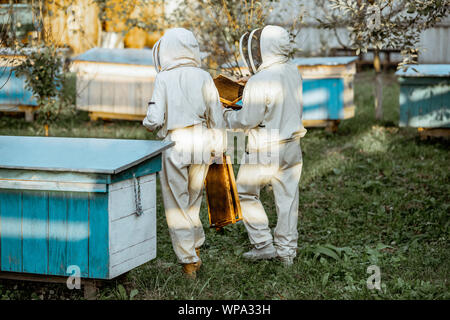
[395,64,450,129]
[70,48,156,121]
[205,155,242,230]
[0,136,173,280]
[0,48,70,122]
[213,74,244,109]
[0,49,38,122]
[293,56,358,130]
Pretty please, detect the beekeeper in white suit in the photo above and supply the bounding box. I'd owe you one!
[223,25,307,266]
[143,28,225,278]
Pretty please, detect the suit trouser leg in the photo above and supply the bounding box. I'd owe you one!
[187,163,209,249]
[271,162,302,258]
[159,147,208,264]
[236,164,274,249]
[237,140,303,254]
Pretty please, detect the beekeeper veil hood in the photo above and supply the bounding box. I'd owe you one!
[152,28,201,73]
[239,25,291,74]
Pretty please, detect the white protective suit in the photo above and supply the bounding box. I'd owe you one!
[143,28,225,264]
[223,25,307,259]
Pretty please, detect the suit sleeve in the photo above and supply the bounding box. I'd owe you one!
[223,78,266,129]
[203,76,226,129]
[143,75,166,131]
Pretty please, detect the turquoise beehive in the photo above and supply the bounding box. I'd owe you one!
[396,64,450,128]
[0,136,173,280]
[0,49,38,122]
[293,56,358,129]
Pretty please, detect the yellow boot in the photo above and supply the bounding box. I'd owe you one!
[182,263,197,279]
[195,248,202,269]
[182,248,202,278]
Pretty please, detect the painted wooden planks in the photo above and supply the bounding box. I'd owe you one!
[298,63,356,80]
[88,193,109,279]
[109,207,156,255]
[0,190,23,272]
[109,236,156,279]
[398,77,450,128]
[22,191,49,274]
[293,56,358,67]
[0,190,109,278]
[302,78,344,120]
[0,180,107,193]
[0,169,110,184]
[71,49,156,118]
[66,192,89,278]
[109,174,156,222]
[0,67,37,106]
[108,174,157,278]
[395,64,450,77]
[397,64,450,128]
[295,57,357,128]
[72,48,154,66]
[48,191,68,276]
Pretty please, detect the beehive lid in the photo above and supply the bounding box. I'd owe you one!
[0,136,173,174]
[292,56,358,66]
[395,64,450,78]
[72,48,154,66]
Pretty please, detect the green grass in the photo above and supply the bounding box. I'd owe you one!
[0,71,448,300]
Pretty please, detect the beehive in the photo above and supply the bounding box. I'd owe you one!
[396,64,450,129]
[0,49,38,121]
[0,135,173,280]
[293,56,358,130]
[70,48,156,121]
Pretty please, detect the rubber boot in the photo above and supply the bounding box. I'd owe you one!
[242,244,277,260]
[195,248,202,269]
[278,255,294,267]
[182,263,197,279]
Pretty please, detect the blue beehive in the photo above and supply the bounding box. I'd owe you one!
[0,136,173,280]
[0,66,36,106]
[0,50,38,121]
[395,65,450,128]
[293,57,358,129]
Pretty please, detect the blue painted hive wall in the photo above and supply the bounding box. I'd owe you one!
[0,189,109,279]
[398,77,450,128]
[296,57,357,123]
[302,78,345,120]
[0,67,37,106]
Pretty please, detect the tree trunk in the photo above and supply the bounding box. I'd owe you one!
[374,50,383,121]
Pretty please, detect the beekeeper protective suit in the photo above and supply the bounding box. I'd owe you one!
[223,25,306,265]
[143,28,225,269]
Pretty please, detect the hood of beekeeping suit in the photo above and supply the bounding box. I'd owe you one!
[152,28,201,73]
[240,25,291,74]
[239,28,262,75]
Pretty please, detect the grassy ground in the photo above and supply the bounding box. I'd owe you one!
[0,71,448,300]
